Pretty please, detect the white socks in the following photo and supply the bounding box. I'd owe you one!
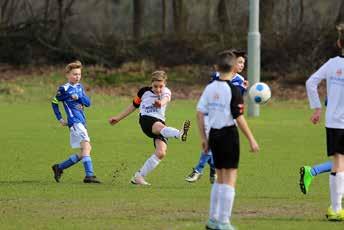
[209,183,235,223]
[160,127,180,138]
[137,154,161,177]
[330,172,344,212]
[209,183,220,220]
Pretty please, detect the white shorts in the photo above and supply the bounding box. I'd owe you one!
[70,123,90,148]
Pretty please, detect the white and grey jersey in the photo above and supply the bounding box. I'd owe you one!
[133,86,171,121]
[306,56,344,129]
[197,79,244,129]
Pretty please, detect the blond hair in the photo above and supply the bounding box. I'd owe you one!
[65,60,82,73]
[151,70,167,82]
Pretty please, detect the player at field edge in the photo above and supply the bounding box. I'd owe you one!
[51,60,101,183]
[185,50,248,184]
[197,50,259,230]
[305,23,344,221]
[108,70,190,186]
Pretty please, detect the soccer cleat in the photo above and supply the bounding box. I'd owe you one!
[180,120,191,142]
[185,169,202,183]
[326,207,344,221]
[51,164,63,182]
[205,219,218,230]
[216,223,236,230]
[130,175,151,186]
[209,168,216,184]
[299,166,314,194]
[83,176,101,183]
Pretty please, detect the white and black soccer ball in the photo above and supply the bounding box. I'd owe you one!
[248,82,271,104]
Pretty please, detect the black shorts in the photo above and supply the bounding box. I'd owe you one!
[326,128,344,156]
[209,125,240,169]
[139,115,167,145]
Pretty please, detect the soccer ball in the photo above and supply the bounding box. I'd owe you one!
[248,82,271,104]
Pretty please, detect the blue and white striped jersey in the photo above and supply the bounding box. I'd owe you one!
[51,83,90,127]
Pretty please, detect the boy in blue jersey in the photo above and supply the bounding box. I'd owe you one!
[186,50,247,184]
[51,61,100,183]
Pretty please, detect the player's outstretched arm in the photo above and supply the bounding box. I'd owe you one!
[236,115,259,153]
[109,104,136,125]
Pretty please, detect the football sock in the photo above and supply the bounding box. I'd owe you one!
[218,184,235,224]
[330,172,343,212]
[209,182,220,221]
[58,154,80,170]
[82,156,94,177]
[160,127,180,138]
[137,154,161,177]
[195,152,212,173]
[311,161,332,176]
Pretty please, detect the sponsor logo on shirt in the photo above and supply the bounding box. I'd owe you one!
[336,69,342,76]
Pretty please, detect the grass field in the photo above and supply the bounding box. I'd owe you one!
[0,88,342,229]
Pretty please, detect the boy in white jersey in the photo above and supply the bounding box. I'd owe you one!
[186,50,247,184]
[108,71,190,185]
[305,23,344,221]
[197,51,259,230]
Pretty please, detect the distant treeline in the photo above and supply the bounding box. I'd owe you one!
[1,0,344,77]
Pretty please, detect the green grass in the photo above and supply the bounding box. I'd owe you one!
[0,91,341,229]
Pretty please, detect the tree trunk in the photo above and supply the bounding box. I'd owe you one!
[133,0,144,40]
[217,0,229,33]
[299,0,304,23]
[336,0,344,24]
[161,0,167,33]
[260,0,274,33]
[172,0,187,37]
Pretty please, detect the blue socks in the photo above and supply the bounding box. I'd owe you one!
[58,154,80,170]
[82,156,94,177]
[311,161,332,176]
[195,152,213,173]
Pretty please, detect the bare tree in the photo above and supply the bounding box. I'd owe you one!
[133,0,144,40]
[217,0,229,33]
[299,0,304,23]
[336,0,344,24]
[260,0,274,32]
[54,0,76,45]
[161,0,167,34]
[172,0,187,36]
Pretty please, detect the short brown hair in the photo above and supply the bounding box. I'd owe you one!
[65,60,82,73]
[216,50,236,72]
[151,70,167,82]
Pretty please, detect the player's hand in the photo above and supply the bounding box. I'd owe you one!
[59,119,67,126]
[71,94,79,100]
[201,138,209,153]
[244,80,249,89]
[109,116,120,125]
[153,100,162,108]
[249,138,259,153]
[311,108,321,124]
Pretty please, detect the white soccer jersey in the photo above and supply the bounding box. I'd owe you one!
[197,79,244,129]
[133,86,171,121]
[306,56,344,129]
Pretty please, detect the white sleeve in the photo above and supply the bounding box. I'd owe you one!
[162,87,171,101]
[306,60,331,109]
[197,87,208,114]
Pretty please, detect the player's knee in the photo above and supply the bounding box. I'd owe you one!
[81,141,92,154]
[155,150,166,159]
